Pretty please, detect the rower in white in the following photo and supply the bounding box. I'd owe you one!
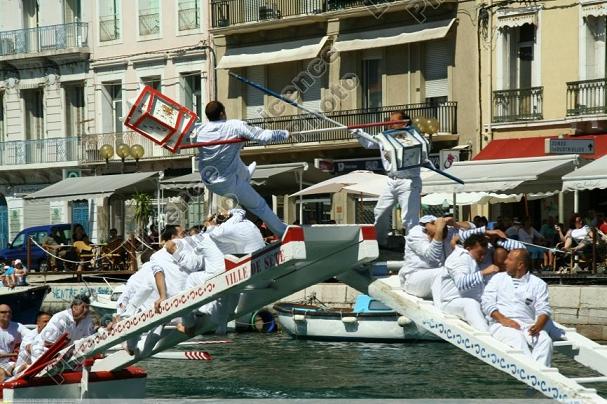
[193,101,289,236]
[0,304,28,379]
[481,248,553,367]
[13,312,51,374]
[435,234,500,331]
[30,296,95,363]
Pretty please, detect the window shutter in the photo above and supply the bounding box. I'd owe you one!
[424,40,450,98]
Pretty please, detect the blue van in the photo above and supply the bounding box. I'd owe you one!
[0,224,72,271]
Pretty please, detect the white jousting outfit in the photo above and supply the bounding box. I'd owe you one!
[400,221,485,298]
[355,127,429,243]
[31,309,94,362]
[193,120,289,236]
[14,327,40,372]
[0,322,28,373]
[208,209,266,255]
[435,246,490,331]
[481,271,553,366]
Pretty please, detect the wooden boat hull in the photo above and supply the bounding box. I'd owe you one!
[2,367,146,399]
[0,285,50,324]
[274,302,438,342]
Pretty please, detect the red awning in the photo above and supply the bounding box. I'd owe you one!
[474,134,607,160]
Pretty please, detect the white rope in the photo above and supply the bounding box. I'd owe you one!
[517,240,568,255]
[28,237,130,265]
[134,234,156,251]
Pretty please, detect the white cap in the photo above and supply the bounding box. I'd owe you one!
[419,215,437,225]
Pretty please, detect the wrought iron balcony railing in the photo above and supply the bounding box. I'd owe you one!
[492,87,543,123]
[246,102,457,145]
[210,0,399,27]
[0,137,80,166]
[211,0,324,27]
[0,103,456,168]
[0,22,88,57]
[566,78,607,116]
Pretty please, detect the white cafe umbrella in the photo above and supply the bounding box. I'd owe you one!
[291,170,388,197]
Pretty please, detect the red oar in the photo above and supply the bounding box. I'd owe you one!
[151,351,212,360]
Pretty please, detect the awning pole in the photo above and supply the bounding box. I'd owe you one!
[574,190,579,213]
[298,170,303,224]
[558,192,564,224]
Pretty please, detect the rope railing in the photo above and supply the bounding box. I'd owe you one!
[28,237,131,266]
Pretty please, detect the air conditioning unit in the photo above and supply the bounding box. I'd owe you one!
[0,38,15,55]
[259,4,280,20]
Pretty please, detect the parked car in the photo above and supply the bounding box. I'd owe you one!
[0,224,73,271]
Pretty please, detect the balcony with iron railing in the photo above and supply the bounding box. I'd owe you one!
[0,22,88,59]
[211,0,396,28]
[1,103,456,168]
[492,87,543,123]
[566,78,607,116]
[246,102,457,145]
[0,137,81,166]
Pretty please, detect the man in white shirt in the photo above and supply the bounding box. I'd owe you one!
[0,304,29,378]
[31,295,95,363]
[207,208,266,255]
[435,234,500,331]
[481,248,553,367]
[193,101,289,236]
[353,111,429,245]
[13,312,51,374]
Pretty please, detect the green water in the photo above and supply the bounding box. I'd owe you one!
[142,333,607,399]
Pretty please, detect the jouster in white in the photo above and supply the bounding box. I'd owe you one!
[193,101,288,236]
[481,248,553,367]
[352,111,429,244]
[434,235,499,331]
[30,296,95,363]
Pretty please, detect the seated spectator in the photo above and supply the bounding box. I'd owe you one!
[2,265,16,289]
[482,249,553,367]
[518,217,544,269]
[13,260,27,286]
[43,229,69,271]
[540,216,558,270]
[557,213,593,251]
[506,218,522,239]
[108,228,122,243]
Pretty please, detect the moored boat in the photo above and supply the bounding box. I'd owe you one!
[274,294,438,342]
[0,285,51,324]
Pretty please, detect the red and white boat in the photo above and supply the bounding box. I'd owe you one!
[1,225,378,399]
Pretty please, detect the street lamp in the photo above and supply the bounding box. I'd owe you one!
[116,143,131,163]
[99,144,114,164]
[130,144,145,163]
[98,143,145,171]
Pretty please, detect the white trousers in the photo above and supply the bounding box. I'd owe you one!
[207,166,286,236]
[374,177,421,244]
[401,267,443,299]
[443,298,489,332]
[490,323,553,367]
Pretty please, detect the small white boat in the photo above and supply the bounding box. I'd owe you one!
[90,284,124,318]
[274,294,438,342]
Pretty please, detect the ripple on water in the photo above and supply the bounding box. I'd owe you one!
[142,333,607,399]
